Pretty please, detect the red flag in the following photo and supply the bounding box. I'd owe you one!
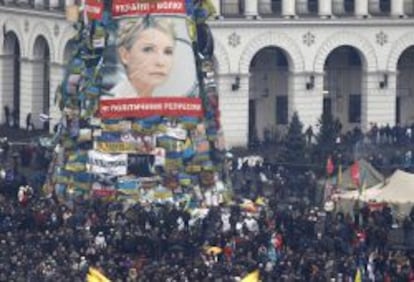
[350,160,360,188]
[85,0,104,20]
[326,156,334,175]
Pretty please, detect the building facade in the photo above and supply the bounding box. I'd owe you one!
[1,0,414,147]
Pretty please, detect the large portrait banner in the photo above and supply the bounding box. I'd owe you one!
[100,0,200,119]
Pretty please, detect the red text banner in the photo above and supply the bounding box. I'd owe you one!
[99,97,203,118]
[112,0,186,18]
[92,189,117,197]
[85,0,104,20]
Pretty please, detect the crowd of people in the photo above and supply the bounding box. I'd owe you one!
[0,175,414,281]
[0,125,414,281]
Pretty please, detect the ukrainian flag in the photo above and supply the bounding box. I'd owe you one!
[87,267,111,282]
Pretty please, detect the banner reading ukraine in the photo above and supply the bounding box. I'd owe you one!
[112,0,186,17]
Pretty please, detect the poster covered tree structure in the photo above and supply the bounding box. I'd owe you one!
[45,0,230,206]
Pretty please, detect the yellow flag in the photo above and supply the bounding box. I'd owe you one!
[202,0,217,19]
[87,274,100,282]
[354,268,362,282]
[183,137,193,150]
[361,179,367,197]
[255,196,266,206]
[241,269,260,282]
[87,267,111,282]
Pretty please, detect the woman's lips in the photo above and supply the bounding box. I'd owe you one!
[150,72,166,77]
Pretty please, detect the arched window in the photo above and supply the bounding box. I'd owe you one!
[3,32,21,127]
[33,36,51,131]
[323,46,363,130]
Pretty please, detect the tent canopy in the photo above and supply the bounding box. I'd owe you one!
[334,182,384,215]
[376,170,414,203]
[374,170,414,217]
[339,182,384,201]
[336,170,414,217]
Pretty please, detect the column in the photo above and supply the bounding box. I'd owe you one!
[318,0,332,18]
[49,63,65,132]
[296,0,308,14]
[0,55,15,125]
[219,74,249,147]
[282,0,296,18]
[289,72,324,132]
[332,0,345,15]
[244,0,259,19]
[368,0,380,14]
[33,0,47,8]
[361,72,396,131]
[391,0,404,17]
[20,58,50,129]
[65,0,79,22]
[210,0,222,19]
[20,58,37,129]
[355,0,369,17]
[49,0,59,9]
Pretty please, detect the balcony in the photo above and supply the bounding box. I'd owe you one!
[221,0,245,18]
[219,0,413,19]
[0,0,67,12]
[1,0,413,18]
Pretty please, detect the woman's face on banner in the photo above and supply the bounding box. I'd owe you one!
[119,27,175,95]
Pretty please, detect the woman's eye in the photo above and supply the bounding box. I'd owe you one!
[142,46,154,53]
[164,48,173,56]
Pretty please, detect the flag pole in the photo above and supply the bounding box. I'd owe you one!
[82,0,88,25]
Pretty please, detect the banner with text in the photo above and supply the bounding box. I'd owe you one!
[85,0,104,20]
[87,150,128,176]
[112,0,186,17]
[99,97,203,119]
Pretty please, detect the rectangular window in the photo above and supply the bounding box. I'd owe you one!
[308,0,318,13]
[323,97,332,117]
[379,0,391,13]
[396,96,401,124]
[348,94,361,123]
[276,96,288,125]
[271,0,282,14]
[344,0,355,13]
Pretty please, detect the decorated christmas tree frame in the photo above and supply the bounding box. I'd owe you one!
[45,0,231,206]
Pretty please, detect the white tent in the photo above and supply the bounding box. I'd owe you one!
[374,170,414,216]
[340,182,384,201]
[334,182,384,214]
